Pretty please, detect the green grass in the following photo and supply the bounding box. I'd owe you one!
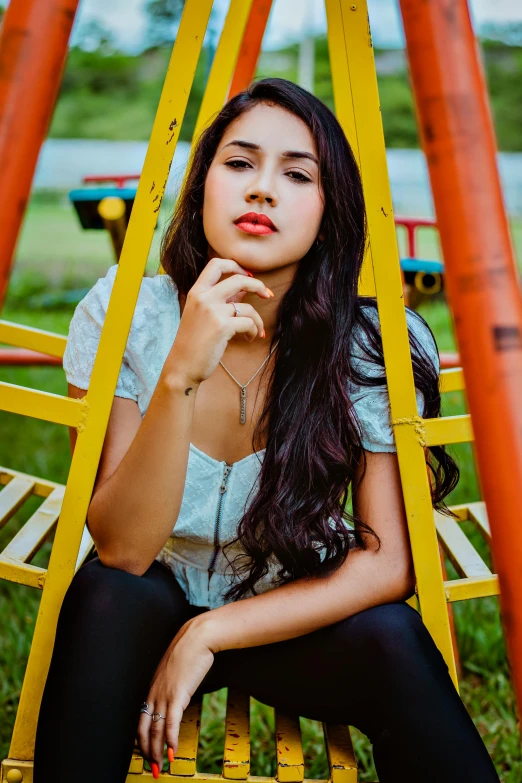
[0,197,521,779]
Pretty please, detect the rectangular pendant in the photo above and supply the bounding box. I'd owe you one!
[240,387,247,425]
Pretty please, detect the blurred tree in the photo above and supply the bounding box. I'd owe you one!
[75,18,117,55]
[144,0,185,48]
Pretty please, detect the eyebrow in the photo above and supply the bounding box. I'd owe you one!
[222,139,319,166]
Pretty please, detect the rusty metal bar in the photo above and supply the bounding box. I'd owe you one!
[228,0,273,98]
[0,0,80,309]
[399,0,522,709]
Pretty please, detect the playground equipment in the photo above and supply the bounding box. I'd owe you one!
[69,174,142,262]
[0,0,521,780]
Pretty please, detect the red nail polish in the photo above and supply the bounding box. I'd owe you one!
[245,271,253,277]
[151,761,160,778]
[168,747,175,763]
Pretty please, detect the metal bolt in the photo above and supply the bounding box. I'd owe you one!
[350,3,357,9]
[6,770,23,783]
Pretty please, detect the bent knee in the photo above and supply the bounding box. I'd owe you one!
[62,556,172,619]
[334,602,428,655]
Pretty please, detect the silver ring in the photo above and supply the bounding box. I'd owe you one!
[152,712,166,722]
[140,701,153,716]
[232,302,240,317]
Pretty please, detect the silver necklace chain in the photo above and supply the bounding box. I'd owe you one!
[219,339,280,424]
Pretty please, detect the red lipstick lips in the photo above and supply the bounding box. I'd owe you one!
[234,212,277,235]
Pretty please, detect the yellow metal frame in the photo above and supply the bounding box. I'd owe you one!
[0,1,499,781]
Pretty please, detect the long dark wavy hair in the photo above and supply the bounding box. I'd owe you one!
[159,77,459,601]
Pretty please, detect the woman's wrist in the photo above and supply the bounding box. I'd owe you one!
[184,610,223,653]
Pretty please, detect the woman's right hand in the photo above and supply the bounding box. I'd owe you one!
[166,257,273,386]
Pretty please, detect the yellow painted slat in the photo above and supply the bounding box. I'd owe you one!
[0,467,59,497]
[275,712,304,783]
[223,688,250,780]
[324,0,375,297]
[0,557,46,590]
[0,476,35,527]
[445,575,499,602]
[2,487,64,562]
[439,368,465,393]
[326,0,458,687]
[423,414,473,446]
[170,698,203,776]
[0,320,67,357]
[435,513,491,579]
[323,723,358,783]
[0,381,87,427]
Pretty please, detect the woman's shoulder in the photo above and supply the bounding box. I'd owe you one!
[78,263,179,321]
[62,264,181,401]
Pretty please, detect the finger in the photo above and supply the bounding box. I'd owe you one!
[165,701,185,759]
[137,708,153,760]
[207,273,272,303]
[194,257,252,292]
[149,704,168,770]
[220,302,264,339]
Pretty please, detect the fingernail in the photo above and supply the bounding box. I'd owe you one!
[151,761,160,778]
[245,270,253,277]
[266,288,275,297]
[261,328,266,339]
[168,747,175,763]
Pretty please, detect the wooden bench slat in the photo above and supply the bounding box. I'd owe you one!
[2,486,63,562]
[324,723,358,783]
[275,711,304,782]
[435,512,491,578]
[170,698,203,776]
[467,502,491,543]
[0,475,35,528]
[223,688,250,779]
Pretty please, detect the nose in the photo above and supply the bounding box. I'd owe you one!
[245,166,277,206]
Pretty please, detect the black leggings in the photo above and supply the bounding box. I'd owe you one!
[34,556,500,783]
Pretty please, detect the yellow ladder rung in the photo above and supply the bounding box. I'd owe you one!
[423,414,473,446]
[324,723,359,783]
[439,368,465,394]
[170,698,203,776]
[0,475,35,526]
[435,513,491,578]
[0,319,67,357]
[223,688,250,780]
[275,711,304,783]
[0,556,47,589]
[0,382,85,427]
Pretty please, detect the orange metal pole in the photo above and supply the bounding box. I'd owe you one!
[0,0,80,309]
[228,0,273,98]
[399,0,522,710]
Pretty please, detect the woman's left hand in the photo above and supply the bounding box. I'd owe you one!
[137,618,215,776]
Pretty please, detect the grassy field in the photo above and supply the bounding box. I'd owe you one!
[0,195,521,779]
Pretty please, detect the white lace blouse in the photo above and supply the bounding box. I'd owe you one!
[63,264,439,609]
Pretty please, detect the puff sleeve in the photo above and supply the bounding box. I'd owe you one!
[62,265,140,401]
[349,308,440,453]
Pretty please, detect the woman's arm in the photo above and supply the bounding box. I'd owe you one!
[80,368,200,576]
[192,450,416,652]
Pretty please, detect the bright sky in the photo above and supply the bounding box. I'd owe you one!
[67,0,522,52]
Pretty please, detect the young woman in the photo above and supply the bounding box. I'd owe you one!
[33,78,500,783]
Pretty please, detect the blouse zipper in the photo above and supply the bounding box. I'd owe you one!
[208,462,232,588]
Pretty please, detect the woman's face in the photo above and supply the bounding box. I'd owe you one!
[203,103,324,272]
